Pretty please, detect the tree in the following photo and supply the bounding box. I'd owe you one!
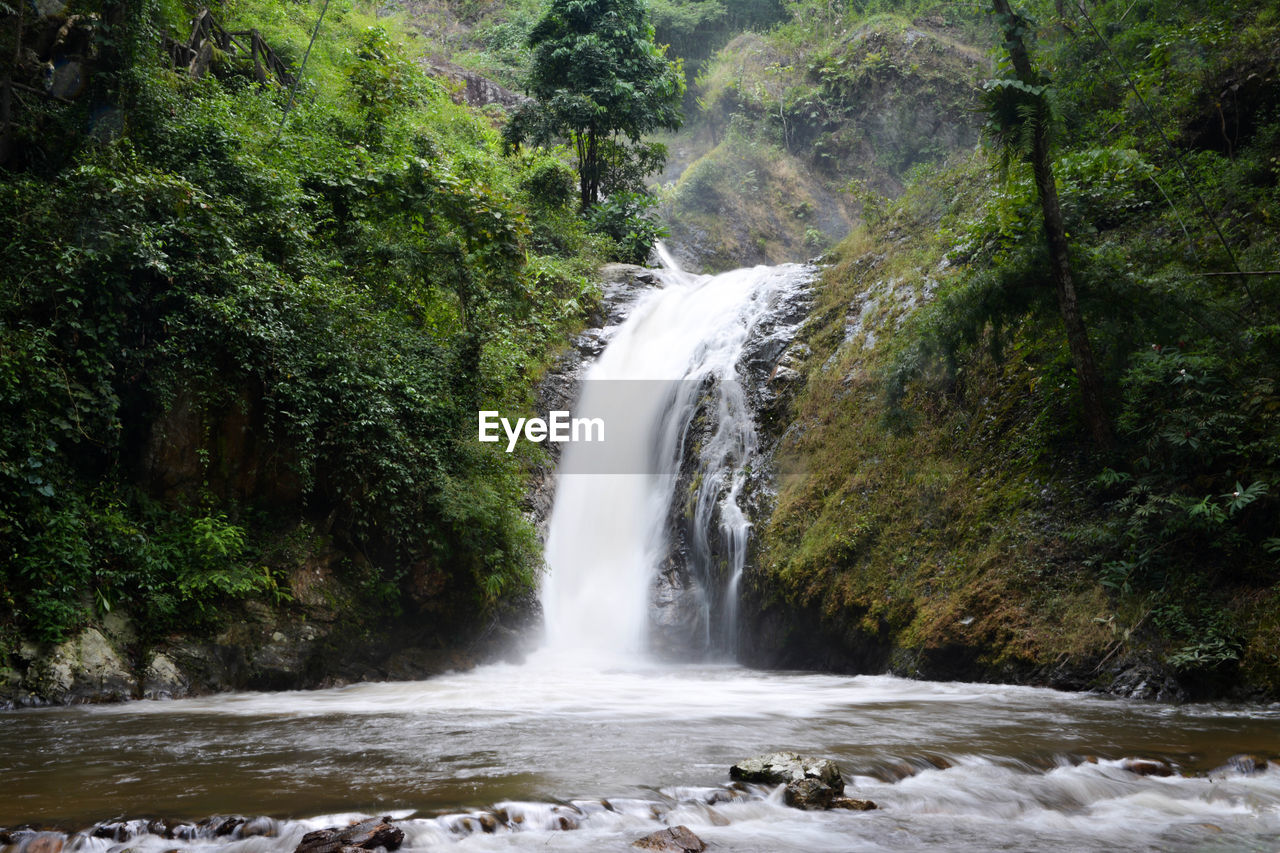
[505,0,685,208]
[985,0,1113,448]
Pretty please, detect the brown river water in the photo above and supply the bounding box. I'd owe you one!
[3,655,1280,851]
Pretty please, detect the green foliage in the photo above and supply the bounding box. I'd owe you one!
[0,0,604,645]
[649,0,785,84]
[1093,345,1279,596]
[587,191,667,265]
[979,75,1056,175]
[504,0,686,214]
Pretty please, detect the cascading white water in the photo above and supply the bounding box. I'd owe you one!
[540,248,809,658]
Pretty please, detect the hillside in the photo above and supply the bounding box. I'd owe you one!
[661,12,987,270]
[738,0,1280,699]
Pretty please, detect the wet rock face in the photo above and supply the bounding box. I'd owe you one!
[730,752,845,793]
[1109,662,1187,703]
[23,627,136,704]
[633,825,706,852]
[653,268,814,659]
[649,563,709,660]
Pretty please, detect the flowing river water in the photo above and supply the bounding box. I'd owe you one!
[4,259,1280,851]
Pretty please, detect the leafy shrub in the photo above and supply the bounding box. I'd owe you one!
[587,191,668,264]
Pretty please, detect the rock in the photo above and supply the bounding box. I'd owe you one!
[1122,758,1174,777]
[649,564,709,660]
[632,825,706,852]
[1109,663,1186,703]
[730,752,844,793]
[296,829,338,853]
[91,822,133,841]
[600,262,653,285]
[831,796,877,810]
[1220,754,1270,775]
[26,627,137,704]
[100,611,137,646]
[24,834,65,853]
[241,817,277,838]
[784,778,834,810]
[769,364,802,384]
[423,58,528,110]
[141,652,189,700]
[198,816,246,837]
[294,819,404,853]
[149,819,196,839]
[0,829,35,846]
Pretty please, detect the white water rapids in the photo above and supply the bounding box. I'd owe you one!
[3,257,1280,851]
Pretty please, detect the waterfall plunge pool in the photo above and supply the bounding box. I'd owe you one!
[3,656,1280,850]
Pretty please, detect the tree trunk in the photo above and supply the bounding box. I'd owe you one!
[586,126,599,206]
[576,132,590,208]
[992,0,1112,448]
[1,0,23,166]
[574,127,602,208]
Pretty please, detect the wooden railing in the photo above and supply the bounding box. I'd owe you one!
[164,8,295,88]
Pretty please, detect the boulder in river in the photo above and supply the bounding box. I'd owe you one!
[784,778,835,810]
[730,752,844,793]
[294,819,404,853]
[198,815,246,837]
[633,825,706,852]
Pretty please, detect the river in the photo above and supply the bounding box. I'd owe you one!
[4,658,1280,849]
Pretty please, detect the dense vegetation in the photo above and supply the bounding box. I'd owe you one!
[0,0,611,652]
[745,0,1280,696]
[503,0,684,260]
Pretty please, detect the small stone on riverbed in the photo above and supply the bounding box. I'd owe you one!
[831,796,877,811]
[1122,758,1174,777]
[1224,753,1270,775]
[633,825,706,852]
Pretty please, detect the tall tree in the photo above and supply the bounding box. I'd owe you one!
[986,0,1112,447]
[505,0,685,208]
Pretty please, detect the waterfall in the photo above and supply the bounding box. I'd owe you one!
[541,248,811,659]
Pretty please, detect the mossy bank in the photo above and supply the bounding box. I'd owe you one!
[738,0,1280,701]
